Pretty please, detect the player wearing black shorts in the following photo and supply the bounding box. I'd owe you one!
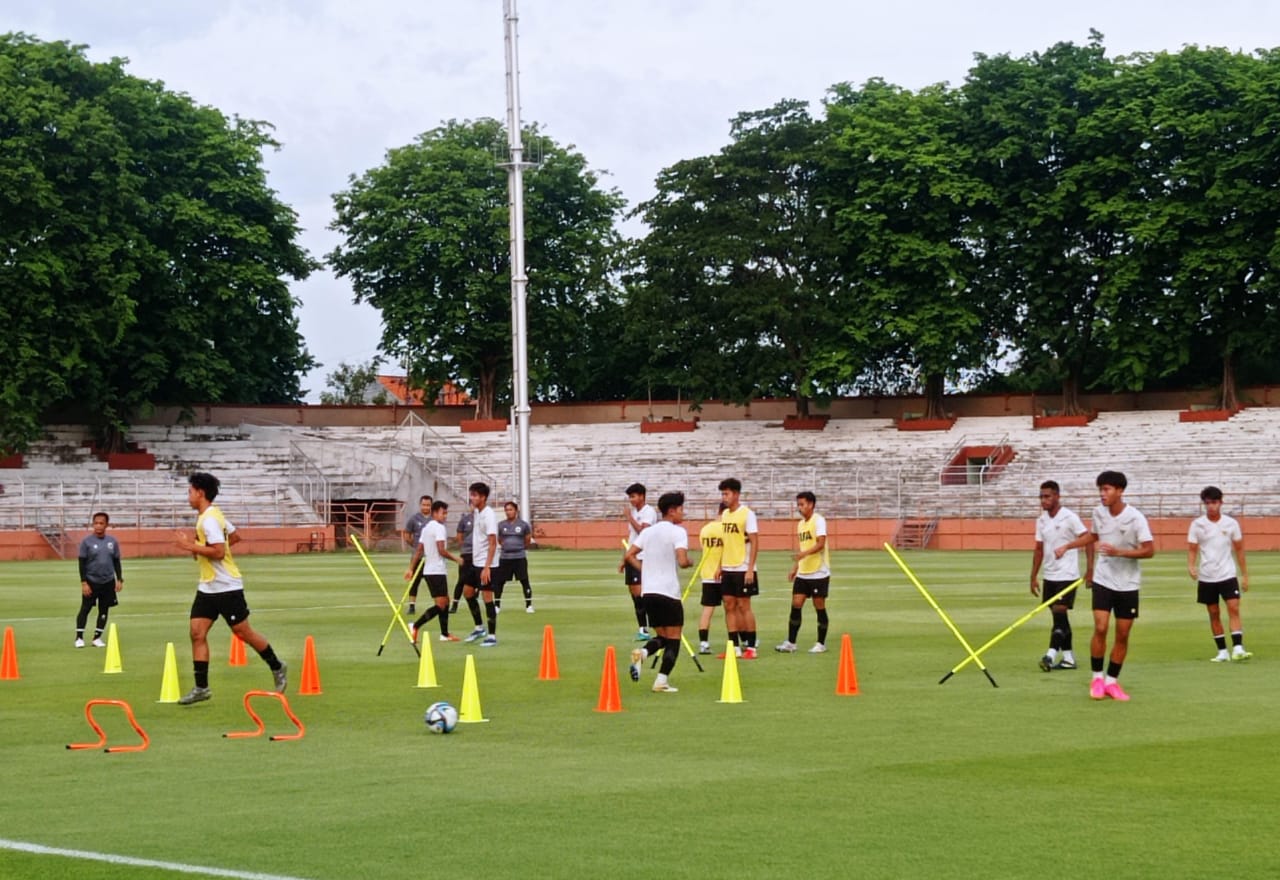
[1030,480,1092,671]
[1187,486,1251,661]
[402,495,432,614]
[408,501,462,642]
[495,501,535,612]
[619,483,658,641]
[624,492,693,693]
[717,478,759,658]
[75,511,123,648]
[777,492,832,654]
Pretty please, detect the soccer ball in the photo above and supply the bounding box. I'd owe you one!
[424,701,459,734]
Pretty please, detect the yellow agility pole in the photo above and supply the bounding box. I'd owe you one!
[350,534,419,657]
[883,542,998,688]
[375,556,424,657]
[940,577,1084,684]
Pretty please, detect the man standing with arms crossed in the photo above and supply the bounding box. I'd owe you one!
[1188,486,1251,662]
[1030,480,1092,672]
[718,478,759,659]
[625,492,694,693]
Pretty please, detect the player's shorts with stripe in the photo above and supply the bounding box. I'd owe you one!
[623,562,642,587]
[1042,579,1079,609]
[700,580,722,607]
[1197,578,1240,605]
[641,594,684,629]
[792,575,830,598]
[720,570,759,598]
[1091,584,1139,619]
[190,589,251,625]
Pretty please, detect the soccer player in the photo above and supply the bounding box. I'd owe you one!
[174,472,286,705]
[1030,480,1093,671]
[495,501,535,613]
[1056,470,1153,702]
[717,477,759,658]
[777,491,831,654]
[74,511,122,648]
[401,494,432,614]
[1187,486,1251,662]
[407,500,462,642]
[696,503,727,654]
[448,508,474,617]
[618,483,658,641]
[625,491,693,693]
[460,482,501,646]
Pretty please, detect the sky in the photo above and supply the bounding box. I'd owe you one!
[7,0,1280,400]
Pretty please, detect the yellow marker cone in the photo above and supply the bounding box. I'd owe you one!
[458,654,488,723]
[102,622,123,674]
[158,642,181,703]
[717,641,744,703]
[415,633,438,689]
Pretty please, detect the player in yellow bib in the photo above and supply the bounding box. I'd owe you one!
[717,478,759,658]
[776,491,831,653]
[174,472,286,705]
[696,503,727,654]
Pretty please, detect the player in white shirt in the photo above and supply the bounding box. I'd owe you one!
[619,483,659,641]
[1056,471,1153,702]
[623,492,693,693]
[460,482,502,647]
[406,501,463,642]
[1029,480,1093,672]
[1187,486,1251,662]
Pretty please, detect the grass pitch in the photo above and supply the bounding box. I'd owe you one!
[1,547,1277,879]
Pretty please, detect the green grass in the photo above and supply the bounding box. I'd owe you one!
[1,548,1277,879]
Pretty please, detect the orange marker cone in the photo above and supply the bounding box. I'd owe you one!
[836,633,860,696]
[594,646,623,713]
[538,625,559,681]
[229,633,247,666]
[299,635,322,695]
[1,626,19,680]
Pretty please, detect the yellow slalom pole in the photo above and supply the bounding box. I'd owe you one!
[941,578,1084,683]
[350,534,419,656]
[376,556,424,656]
[883,542,998,688]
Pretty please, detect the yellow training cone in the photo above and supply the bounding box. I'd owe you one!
[415,633,438,689]
[458,654,488,723]
[102,623,123,674]
[717,641,744,703]
[158,642,181,703]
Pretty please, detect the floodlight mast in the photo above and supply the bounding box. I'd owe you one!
[502,0,532,522]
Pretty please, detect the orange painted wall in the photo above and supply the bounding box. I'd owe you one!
[0,526,335,562]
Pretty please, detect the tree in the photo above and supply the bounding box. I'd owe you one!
[320,360,388,405]
[327,119,624,419]
[0,34,316,452]
[629,100,848,416]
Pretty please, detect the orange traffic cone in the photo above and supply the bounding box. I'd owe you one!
[836,633,860,696]
[229,633,247,666]
[1,626,19,680]
[299,636,322,695]
[538,625,559,681]
[594,646,623,713]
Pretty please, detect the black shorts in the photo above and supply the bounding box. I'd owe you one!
[497,557,529,586]
[423,574,449,600]
[455,557,474,585]
[86,579,119,608]
[792,576,830,598]
[1091,585,1139,620]
[190,590,251,626]
[642,594,684,629]
[464,561,494,590]
[623,562,642,587]
[1042,579,1079,609]
[720,570,759,598]
[1197,578,1241,605]
[700,581,722,607]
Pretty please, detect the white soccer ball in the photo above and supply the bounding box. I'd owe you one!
[424,701,459,734]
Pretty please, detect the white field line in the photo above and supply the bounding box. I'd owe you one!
[0,838,313,880]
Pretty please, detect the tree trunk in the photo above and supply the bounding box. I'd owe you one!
[795,393,811,418]
[1219,348,1239,412]
[1061,365,1085,416]
[474,366,498,421]
[922,372,946,421]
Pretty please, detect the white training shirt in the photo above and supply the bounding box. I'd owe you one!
[1090,503,1153,592]
[628,503,659,559]
[471,505,500,567]
[632,519,689,600]
[1035,507,1088,582]
[1188,513,1242,583]
[418,519,450,576]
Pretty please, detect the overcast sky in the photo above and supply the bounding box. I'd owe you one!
[8,1,1280,399]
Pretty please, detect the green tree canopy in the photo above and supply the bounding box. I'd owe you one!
[327,119,625,419]
[0,34,315,452]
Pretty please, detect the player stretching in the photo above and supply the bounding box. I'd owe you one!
[625,492,693,693]
[777,491,831,654]
[1187,486,1251,662]
[619,483,658,640]
[1056,471,1153,702]
[1030,480,1092,671]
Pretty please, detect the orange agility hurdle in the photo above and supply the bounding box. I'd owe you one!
[223,690,305,742]
[66,699,151,753]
